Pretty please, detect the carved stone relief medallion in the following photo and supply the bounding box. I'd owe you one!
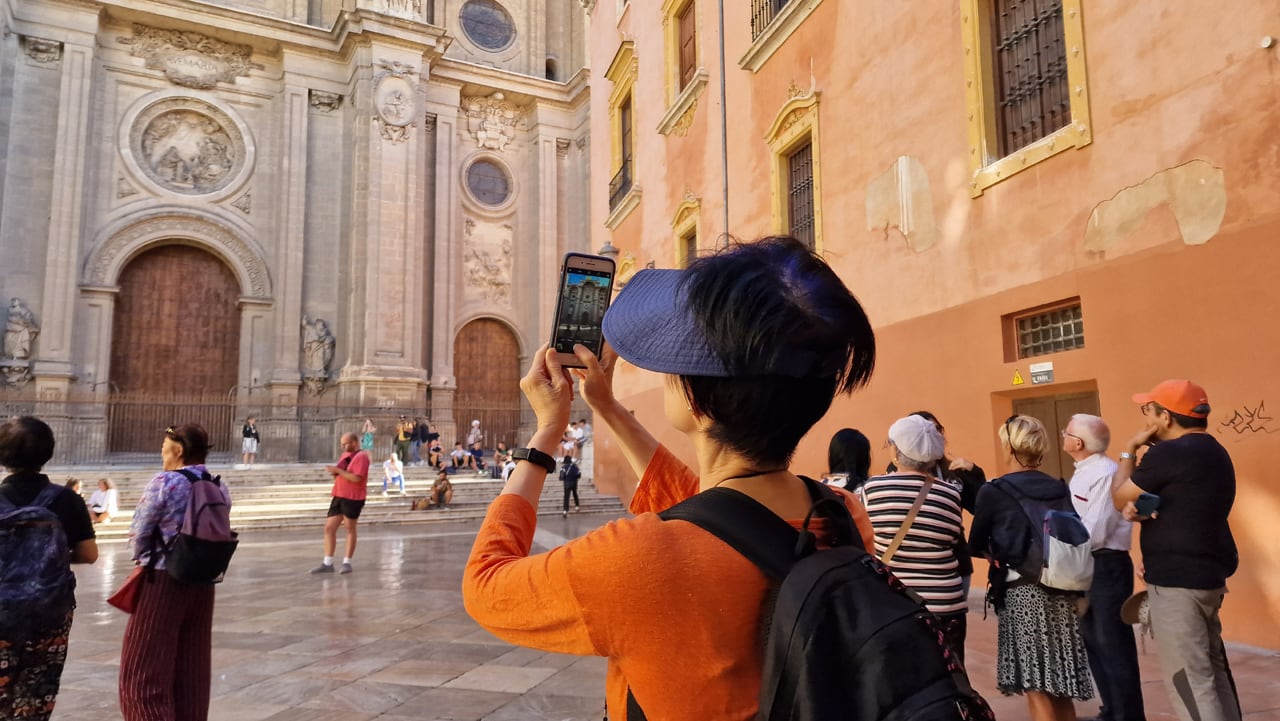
[128,97,248,196]
[374,60,418,144]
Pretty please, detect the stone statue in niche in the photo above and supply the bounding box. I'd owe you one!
[462,92,522,152]
[301,316,336,395]
[1,298,39,388]
[3,298,39,360]
[141,110,237,194]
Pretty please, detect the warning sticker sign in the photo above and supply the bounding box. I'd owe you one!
[1012,369,1025,386]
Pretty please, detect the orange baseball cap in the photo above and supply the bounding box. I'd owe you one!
[1132,379,1211,418]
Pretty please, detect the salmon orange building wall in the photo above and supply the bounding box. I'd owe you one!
[583,0,1280,649]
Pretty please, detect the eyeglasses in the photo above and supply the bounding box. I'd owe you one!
[1061,429,1083,443]
[1140,402,1165,417]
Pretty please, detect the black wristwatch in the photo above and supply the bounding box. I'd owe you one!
[512,447,557,474]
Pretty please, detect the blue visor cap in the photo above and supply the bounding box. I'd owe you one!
[601,268,838,379]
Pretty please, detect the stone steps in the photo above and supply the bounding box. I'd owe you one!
[55,464,624,542]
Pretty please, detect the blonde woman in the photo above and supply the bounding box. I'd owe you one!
[969,415,1092,721]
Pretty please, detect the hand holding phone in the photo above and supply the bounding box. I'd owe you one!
[549,253,616,368]
[1134,492,1161,518]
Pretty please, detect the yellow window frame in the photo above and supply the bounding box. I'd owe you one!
[765,91,823,253]
[960,0,1092,197]
[671,195,700,268]
[605,41,639,174]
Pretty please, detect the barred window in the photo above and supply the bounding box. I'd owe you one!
[787,140,815,250]
[751,0,792,39]
[1016,302,1084,358]
[990,0,1069,156]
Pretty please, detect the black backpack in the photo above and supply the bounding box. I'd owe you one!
[559,461,581,485]
[642,477,993,721]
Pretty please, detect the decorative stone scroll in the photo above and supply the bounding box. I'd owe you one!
[118,24,264,90]
[462,92,524,152]
[556,138,571,158]
[21,36,62,64]
[374,60,418,144]
[462,217,513,306]
[309,90,342,112]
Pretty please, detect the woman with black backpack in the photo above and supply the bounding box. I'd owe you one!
[0,416,98,720]
[970,415,1093,721]
[118,423,224,721]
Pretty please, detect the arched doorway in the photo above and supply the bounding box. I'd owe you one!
[453,319,521,450]
[107,245,241,453]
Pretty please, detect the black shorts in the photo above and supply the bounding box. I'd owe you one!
[327,497,366,520]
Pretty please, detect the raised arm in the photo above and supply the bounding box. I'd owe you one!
[573,344,660,506]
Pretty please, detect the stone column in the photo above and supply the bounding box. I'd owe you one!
[424,86,461,437]
[75,286,117,461]
[266,74,310,405]
[536,134,561,342]
[336,46,429,406]
[33,27,95,398]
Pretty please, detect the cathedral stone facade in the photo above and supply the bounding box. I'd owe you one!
[0,0,589,459]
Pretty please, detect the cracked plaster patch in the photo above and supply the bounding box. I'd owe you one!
[866,155,938,253]
[1084,160,1226,251]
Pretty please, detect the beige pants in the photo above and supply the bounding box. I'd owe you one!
[1148,584,1241,721]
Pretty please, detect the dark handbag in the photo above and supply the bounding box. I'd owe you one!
[107,566,146,613]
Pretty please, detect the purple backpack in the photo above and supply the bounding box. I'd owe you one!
[163,469,238,584]
[0,484,76,638]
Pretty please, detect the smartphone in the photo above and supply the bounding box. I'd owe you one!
[1135,492,1161,517]
[549,252,616,368]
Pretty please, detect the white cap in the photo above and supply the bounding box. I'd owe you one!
[888,415,944,465]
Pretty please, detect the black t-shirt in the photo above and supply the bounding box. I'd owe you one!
[0,472,96,548]
[1131,433,1237,589]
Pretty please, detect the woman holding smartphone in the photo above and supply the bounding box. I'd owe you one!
[463,237,877,720]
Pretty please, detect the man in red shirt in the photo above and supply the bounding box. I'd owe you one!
[311,432,370,575]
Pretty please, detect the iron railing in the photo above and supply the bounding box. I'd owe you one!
[608,161,633,211]
[0,390,585,466]
[751,0,793,39]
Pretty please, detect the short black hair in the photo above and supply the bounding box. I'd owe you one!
[0,415,56,472]
[679,237,876,466]
[828,428,871,482]
[1152,403,1209,430]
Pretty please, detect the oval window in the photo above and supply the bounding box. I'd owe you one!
[466,159,512,206]
[459,0,516,52]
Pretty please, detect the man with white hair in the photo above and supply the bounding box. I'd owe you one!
[1062,413,1145,721]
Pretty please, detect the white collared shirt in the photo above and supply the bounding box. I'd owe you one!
[1068,453,1133,552]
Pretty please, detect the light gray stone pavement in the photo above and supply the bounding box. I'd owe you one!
[50,515,1280,720]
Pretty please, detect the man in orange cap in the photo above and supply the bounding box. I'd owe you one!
[1112,380,1240,721]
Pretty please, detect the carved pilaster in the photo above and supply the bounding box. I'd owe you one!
[556,138,571,158]
[424,113,437,133]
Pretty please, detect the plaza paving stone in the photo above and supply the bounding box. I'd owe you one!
[50,515,1280,720]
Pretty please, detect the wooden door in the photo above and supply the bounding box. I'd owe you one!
[108,245,241,452]
[1012,391,1101,480]
[453,319,521,449]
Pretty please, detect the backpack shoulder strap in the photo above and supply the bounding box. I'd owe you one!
[28,481,61,509]
[879,475,934,564]
[659,487,800,582]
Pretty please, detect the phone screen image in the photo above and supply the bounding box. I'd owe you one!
[551,260,614,359]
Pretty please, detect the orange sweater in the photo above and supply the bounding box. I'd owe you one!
[463,445,876,720]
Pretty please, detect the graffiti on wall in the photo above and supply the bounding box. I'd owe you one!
[1216,401,1275,436]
